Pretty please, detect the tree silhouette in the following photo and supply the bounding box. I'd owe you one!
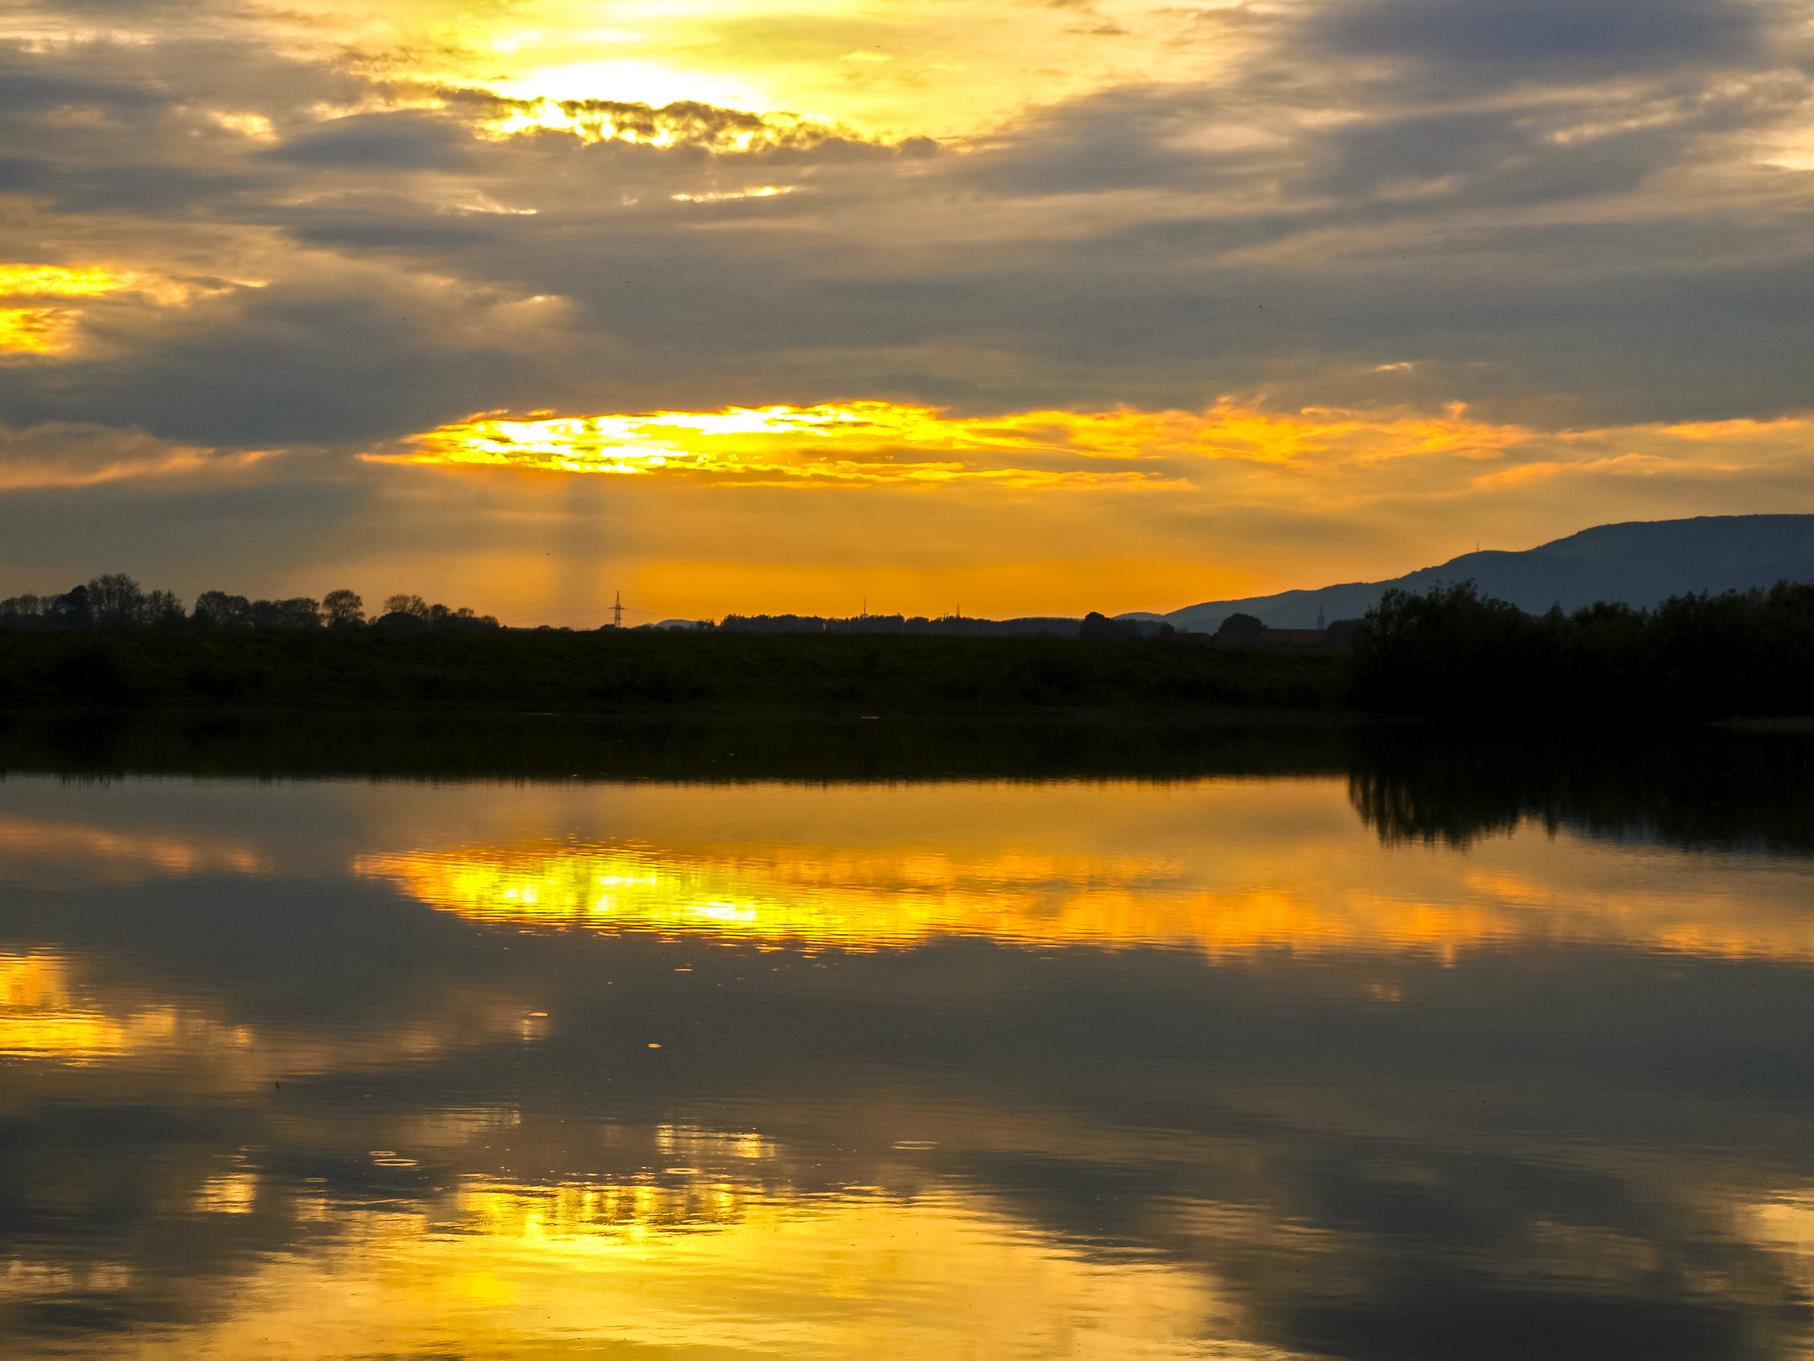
[144,590,185,627]
[194,591,251,628]
[49,585,92,628]
[1217,612,1265,643]
[245,597,322,630]
[1350,579,1814,719]
[86,574,146,628]
[383,593,430,619]
[323,590,365,628]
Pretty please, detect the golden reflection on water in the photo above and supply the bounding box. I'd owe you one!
[355,839,1524,957]
[5,775,1814,1358]
[1747,1192,1814,1296]
[0,953,250,1065]
[0,952,535,1085]
[352,776,1814,961]
[75,1177,1253,1361]
[0,815,271,885]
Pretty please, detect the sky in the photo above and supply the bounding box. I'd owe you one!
[0,0,1810,623]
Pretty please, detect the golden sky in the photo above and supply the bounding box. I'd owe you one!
[1,0,1811,617]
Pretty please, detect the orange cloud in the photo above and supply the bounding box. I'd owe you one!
[0,424,278,492]
[366,399,1531,488]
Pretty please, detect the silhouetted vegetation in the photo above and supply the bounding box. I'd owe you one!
[1352,580,1814,721]
[0,628,1344,715]
[1,710,1804,860]
[0,711,1360,784]
[0,576,500,633]
[715,611,1168,638]
[4,573,1811,722]
[1217,612,1265,643]
[1347,726,1814,855]
[1080,611,1162,640]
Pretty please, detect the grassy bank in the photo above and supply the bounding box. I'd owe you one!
[0,628,1347,716]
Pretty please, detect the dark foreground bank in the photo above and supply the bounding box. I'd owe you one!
[0,628,1344,715]
[3,711,1809,855]
[4,574,1813,723]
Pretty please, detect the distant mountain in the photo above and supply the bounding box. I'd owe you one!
[1134,515,1814,633]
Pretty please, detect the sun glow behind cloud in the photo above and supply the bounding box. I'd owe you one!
[470,97,829,151]
[368,400,1538,488]
[279,0,1238,139]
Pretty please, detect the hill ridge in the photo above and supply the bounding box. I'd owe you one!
[1132,514,1814,632]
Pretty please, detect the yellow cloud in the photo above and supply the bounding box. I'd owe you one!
[368,399,1530,488]
[671,184,796,203]
[0,307,74,356]
[0,265,131,355]
[0,262,225,356]
[0,264,133,298]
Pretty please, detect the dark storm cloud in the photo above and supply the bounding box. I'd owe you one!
[0,275,570,445]
[1309,0,1772,79]
[36,161,260,215]
[0,58,167,113]
[952,87,1265,196]
[265,111,479,171]
[0,156,54,191]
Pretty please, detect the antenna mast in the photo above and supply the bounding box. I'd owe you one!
[612,591,624,629]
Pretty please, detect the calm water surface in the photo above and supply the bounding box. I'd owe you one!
[3,743,1814,1359]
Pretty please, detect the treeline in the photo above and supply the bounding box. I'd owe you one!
[0,627,1342,712]
[3,573,1810,723]
[0,575,500,632]
[713,611,1173,638]
[1352,580,1814,720]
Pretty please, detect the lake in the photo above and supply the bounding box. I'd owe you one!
[2,721,1812,1359]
